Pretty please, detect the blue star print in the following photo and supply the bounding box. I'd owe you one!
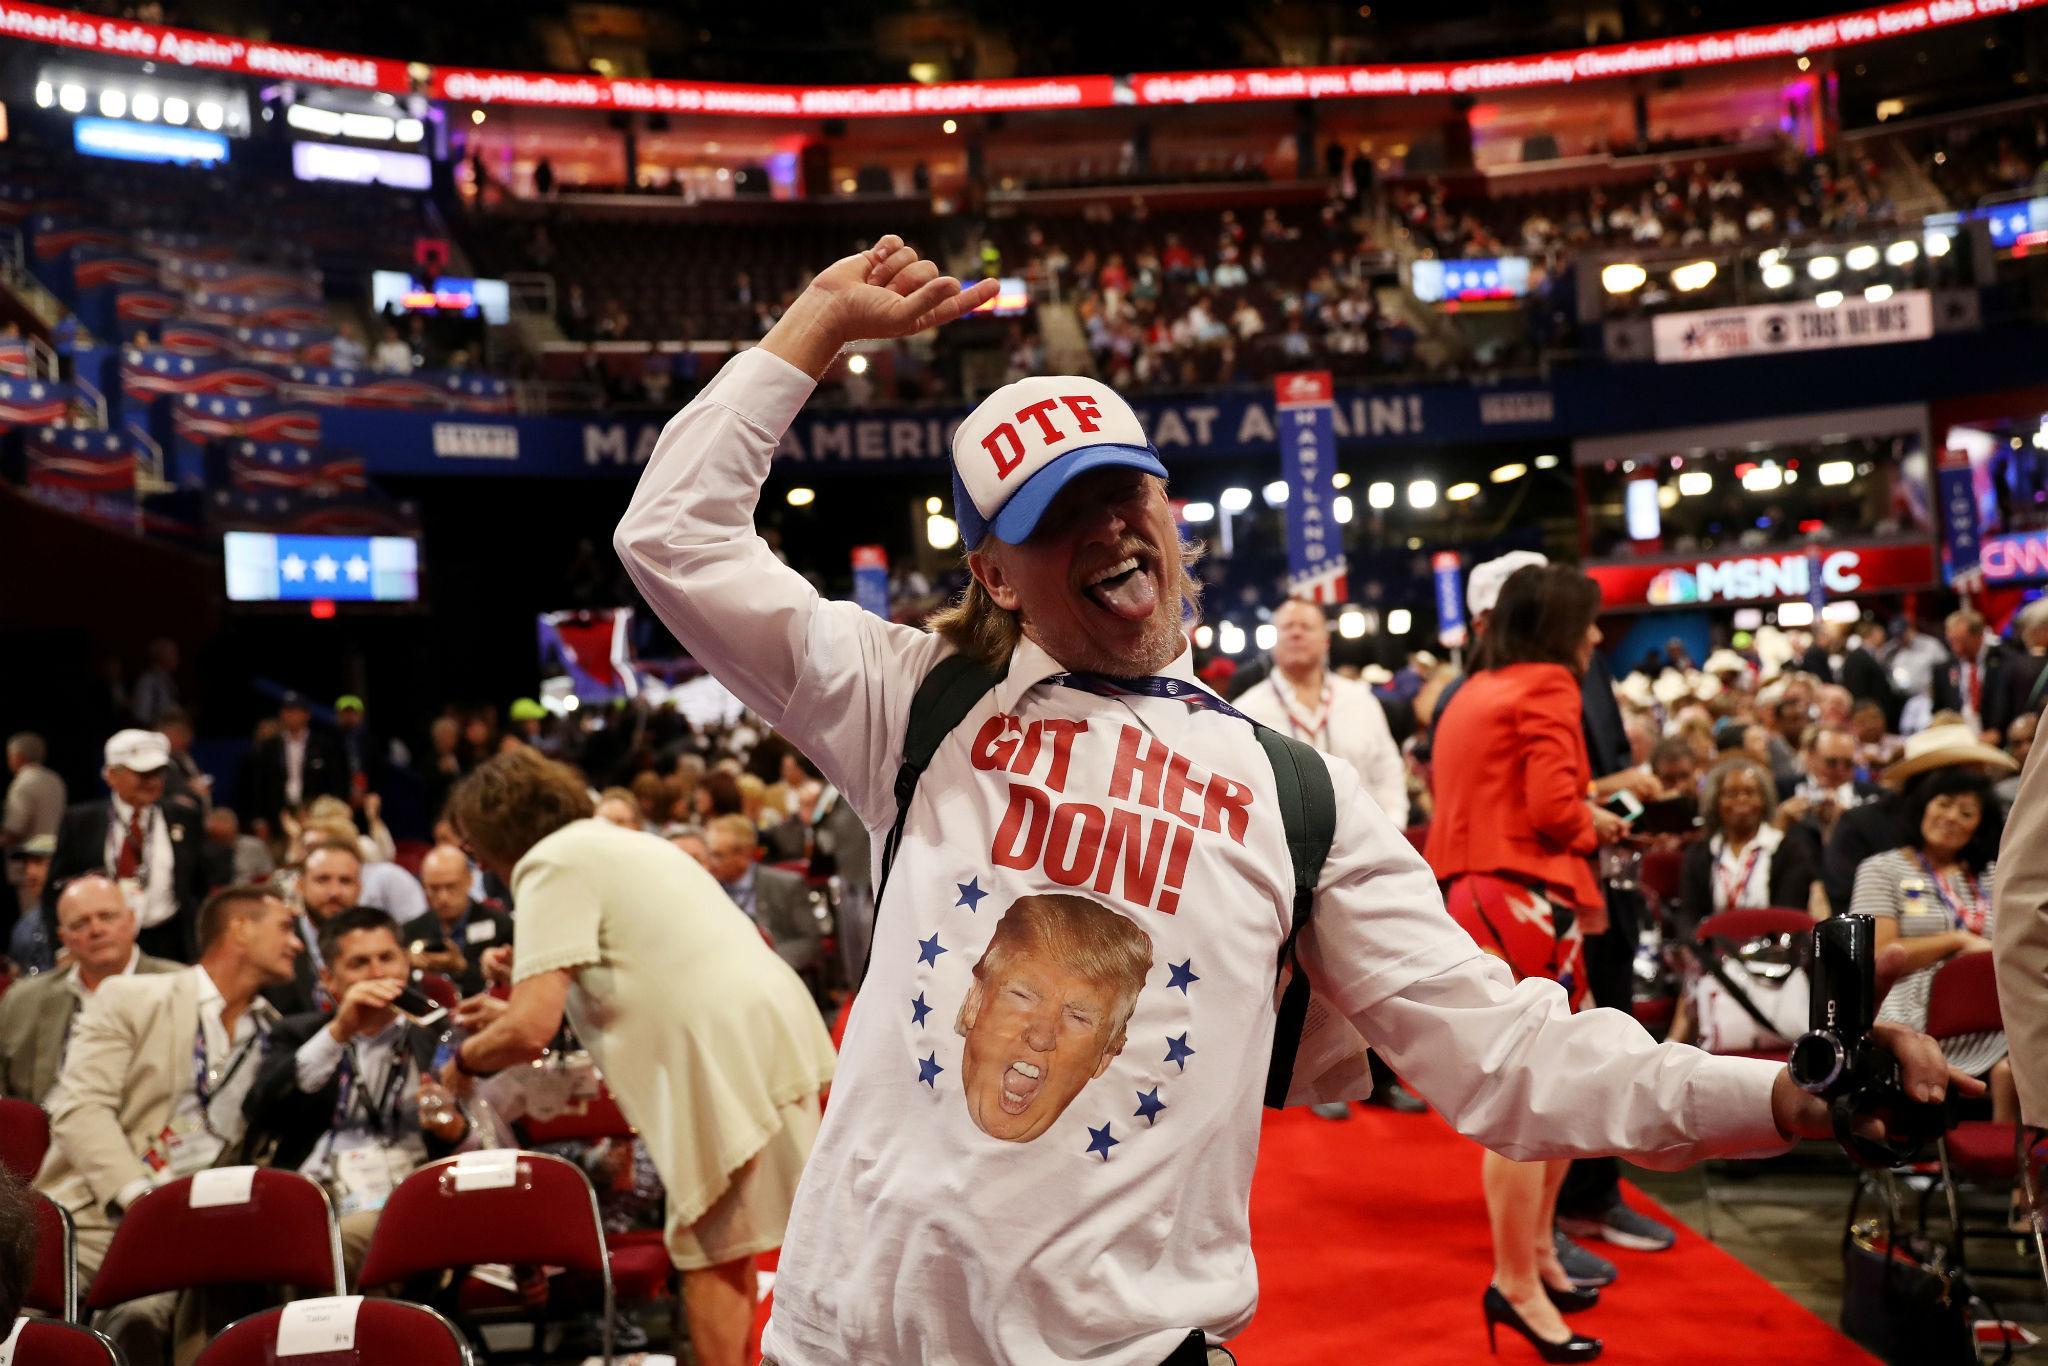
[911,993,932,1027]
[1135,1087,1166,1125]
[1166,959,1200,993]
[917,933,946,966]
[918,1052,943,1087]
[1164,1033,1196,1070]
[1086,1123,1119,1160]
[955,877,988,912]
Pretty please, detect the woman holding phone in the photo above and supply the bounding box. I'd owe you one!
[1427,562,1642,1363]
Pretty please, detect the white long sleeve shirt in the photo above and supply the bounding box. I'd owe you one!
[615,348,1788,1366]
[1233,670,1410,827]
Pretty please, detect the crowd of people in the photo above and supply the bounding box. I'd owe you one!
[0,232,2012,1366]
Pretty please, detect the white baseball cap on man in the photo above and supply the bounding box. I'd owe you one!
[951,375,1167,550]
[103,728,171,772]
[1466,550,1549,619]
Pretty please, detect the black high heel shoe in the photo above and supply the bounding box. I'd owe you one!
[1543,1280,1599,1314]
[1483,1286,1603,1361]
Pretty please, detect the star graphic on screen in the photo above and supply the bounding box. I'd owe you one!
[1164,1033,1196,1071]
[1135,1087,1166,1125]
[344,555,369,583]
[911,992,932,1028]
[279,553,307,582]
[917,1052,943,1088]
[916,933,946,966]
[954,876,988,912]
[1085,1123,1119,1160]
[312,554,339,582]
[1166,959,1199,993]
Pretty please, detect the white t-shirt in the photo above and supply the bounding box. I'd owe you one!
[616,347,1791,1365]
[1234,670,1410,826]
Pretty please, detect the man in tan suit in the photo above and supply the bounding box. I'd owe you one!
[1997,726,2048,1126]
[36,884,301,1359]
[0,875,181,1103]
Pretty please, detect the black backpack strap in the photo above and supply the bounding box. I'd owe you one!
[1251,725,1337,1109]
[862,653,1003,981]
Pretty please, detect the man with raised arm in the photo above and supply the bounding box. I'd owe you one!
[615,235,1970,1366]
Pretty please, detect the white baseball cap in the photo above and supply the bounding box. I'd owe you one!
[951,375,1166,549]
[104,728,171,773]
[1466,550,1549,618]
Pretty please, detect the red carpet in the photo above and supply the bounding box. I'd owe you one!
[1229,1104,1878,1365]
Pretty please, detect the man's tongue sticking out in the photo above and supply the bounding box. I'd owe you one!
[1090,565,1158,622]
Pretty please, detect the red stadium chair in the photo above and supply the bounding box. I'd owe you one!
[1638,847,1685,914]
[0,1096,49,1180]
[357,1151,614,1361]
[3,1319,124,1364]
[26,1189,78,1320]
[86,1169,344,1312]
[415,972,459,1012]
[197,1298,475,1366]
[1400,824,1429,857]
[516,1084,634,1146]
[1691,908,1816,1238]
[1918,950,2035,1278]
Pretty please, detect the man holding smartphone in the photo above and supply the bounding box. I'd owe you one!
[245,905,483,1282]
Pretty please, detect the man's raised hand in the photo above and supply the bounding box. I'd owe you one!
[763,234,1000,378]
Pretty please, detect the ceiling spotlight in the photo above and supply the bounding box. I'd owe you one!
[1844,244,1880,271]
[1670,260,1717,292]
[1366,480,1395,510]
[1815,289,1844,308]
[197,101,225,130]
[1760,262,1795,289]
[1218,621,1246,656]
[58,84,87,113]
[1262,480,1288,507]
[1885,238,1919,266]
[1925,232,1952,258]
[1333,495,1353,524]
[1490,462,1527,483]
[1337,608,1366,639]
[1601,262,1647,294]
[1219,486,1253,513]
[1386,608,1412,635]
[131,90,159,121]
[99,89,127,119]
[1407,479,1438,509]
[162,96,190,124]
[846,353,869,375]
[1863,283,1894,303]
[1534,454,1559,470]
[1255,623,1279,651]
[785,487,815,507]
[925,513,959,550]
[1807,255,1840,280]
[1677,471,1713,496]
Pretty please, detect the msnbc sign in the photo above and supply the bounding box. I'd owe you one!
[1588,542,1937,611]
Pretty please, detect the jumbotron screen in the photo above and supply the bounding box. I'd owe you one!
[223,532,421,602]
[1409,256,1532,304]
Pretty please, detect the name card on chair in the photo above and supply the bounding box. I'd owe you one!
[276,1296,363,1356]
[451,1148,518,1191]
[189,1165,257,1207]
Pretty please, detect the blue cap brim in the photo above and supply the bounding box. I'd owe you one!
[956,443,1167,549]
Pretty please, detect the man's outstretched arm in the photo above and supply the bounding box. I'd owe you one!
[613,238,995,823]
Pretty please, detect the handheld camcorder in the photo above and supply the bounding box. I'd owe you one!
[1786,914,1951,1167]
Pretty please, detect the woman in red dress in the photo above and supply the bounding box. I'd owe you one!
[1426,563,1629,1362]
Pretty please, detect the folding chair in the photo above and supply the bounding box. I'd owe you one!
[1692,907,1819,1237]
[357,1151,615,1362]
[86,1169,344,1313]
[1919,949,2037,1284]
[2,1318,126,1364]
[0,1095,49,1179]
[26,1188,79,1320]
[196,1298,474,1366]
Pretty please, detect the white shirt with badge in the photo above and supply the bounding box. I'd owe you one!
[104,793,177,930]
[1234,669,1410,827]
[618,346,1794,1365]
[294,1019,430,1217]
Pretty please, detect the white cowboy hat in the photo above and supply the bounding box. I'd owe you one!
[1880,722,2020,786]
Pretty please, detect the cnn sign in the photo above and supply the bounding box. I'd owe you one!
[1982,531,2048,585]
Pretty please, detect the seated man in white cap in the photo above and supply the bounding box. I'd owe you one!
[48,729,210,963]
